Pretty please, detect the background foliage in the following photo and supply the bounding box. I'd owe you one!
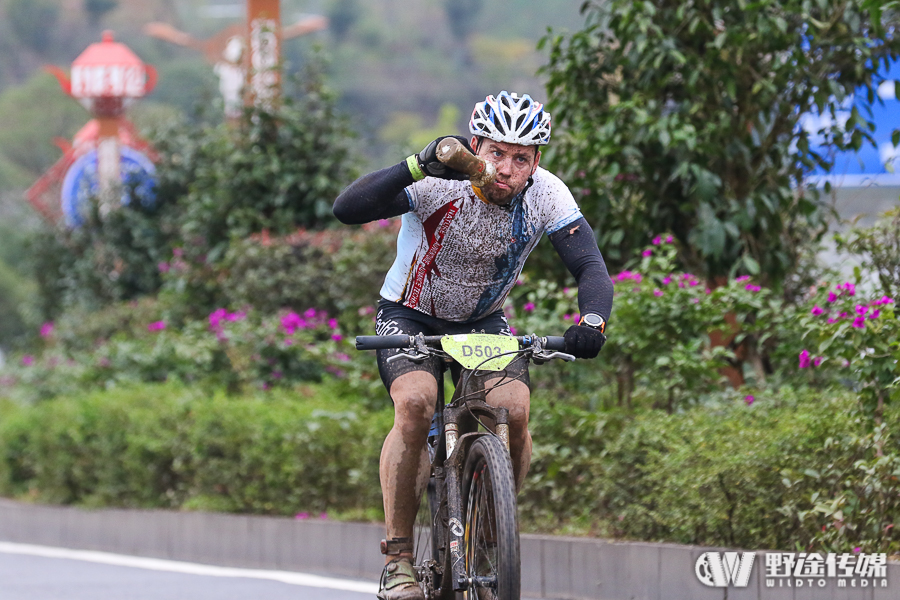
[540,0,900,285]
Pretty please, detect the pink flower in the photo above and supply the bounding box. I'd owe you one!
[281,312,305,334]
[665,235,673,243]
[157,261,170,273]
[148,321,166,332]
[331,334,343,342]
[303,308,317,319]
[172,247,184,258]
[40,322,54,338]
[654,289,664,297]
[873,296,894,305]
[21,355,34,367]
[509,325,517,335]
[642,249,652,257]
[854,547,861,553]
[827,317,838,324]
[652,236,662,245]
[563,314,572,321]
[745,284,761,292]
[869,309,881,320]
[335,352,351,362]
[516,279,524,286]
[284,339,294,347]
[573,314,580,323]
[691,298,700,304]
[225,310,246,322]
[855,304,869,316]
[827,292,838,303]
[744,395,755,405]
[810,306,824,316]
[319,512,328,520]
[563,287,571,294]
[662,276,672,285]
[735,275,751,283]
[328,318,339,329]
[272,370,283,380]
[852,316,866,328]
[209,308,228,330]
[798,350,811,369]
[377,219,391,228]
[705,288,711,294]
[813,357,823,367]
[295,512,310,520]
[523,302,535,312]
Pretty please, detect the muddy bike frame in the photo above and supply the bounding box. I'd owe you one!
[356,332,573,597]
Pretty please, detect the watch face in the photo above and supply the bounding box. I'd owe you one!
[582,314,604,328]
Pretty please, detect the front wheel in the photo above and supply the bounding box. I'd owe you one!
[460,436,520,600]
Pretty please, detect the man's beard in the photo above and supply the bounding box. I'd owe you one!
[481,182,517,206]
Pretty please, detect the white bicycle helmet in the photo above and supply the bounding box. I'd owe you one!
[469,91,551,146]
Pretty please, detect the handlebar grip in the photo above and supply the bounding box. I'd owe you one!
[543,336,567,352]
[355,335,413,350]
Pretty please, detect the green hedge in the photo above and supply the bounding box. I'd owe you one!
[1,383,898,553]
[522,387,900,553]
[0,382,391,518]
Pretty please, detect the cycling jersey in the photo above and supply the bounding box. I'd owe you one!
[381,168,581,321]
[333,159,613,325]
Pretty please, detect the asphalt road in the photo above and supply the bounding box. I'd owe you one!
[0,544,377,600]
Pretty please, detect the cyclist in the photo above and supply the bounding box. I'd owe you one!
[333,91,613,600]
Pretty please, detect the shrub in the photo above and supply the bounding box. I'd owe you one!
[521,388,900,554]
[0,382,391,515]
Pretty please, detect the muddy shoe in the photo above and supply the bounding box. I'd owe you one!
[377,557,424,600]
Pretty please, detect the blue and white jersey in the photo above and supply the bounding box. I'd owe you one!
[380,167,583,322]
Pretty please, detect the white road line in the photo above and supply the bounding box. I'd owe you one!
[0,541,378,594]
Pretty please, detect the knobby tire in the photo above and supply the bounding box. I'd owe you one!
[460,436,520,600]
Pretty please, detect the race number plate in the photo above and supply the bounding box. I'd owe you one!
[440,334,519,371]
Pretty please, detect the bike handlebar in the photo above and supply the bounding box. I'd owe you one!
[355,334,567,352]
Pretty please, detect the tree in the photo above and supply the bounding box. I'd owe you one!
[8,0,59,54]
[540,0,900,287]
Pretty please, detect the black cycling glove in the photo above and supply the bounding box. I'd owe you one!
[564,325,606,359]
[412,136,473,180]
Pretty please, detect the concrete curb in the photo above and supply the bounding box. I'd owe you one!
[0,499,896,599]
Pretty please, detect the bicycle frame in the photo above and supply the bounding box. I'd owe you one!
[431,368,513,592]
[356,332,572,598]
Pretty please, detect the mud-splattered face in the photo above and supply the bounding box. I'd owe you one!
[471,137,541,205]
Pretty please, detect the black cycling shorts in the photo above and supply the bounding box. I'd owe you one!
[374,298,530,394]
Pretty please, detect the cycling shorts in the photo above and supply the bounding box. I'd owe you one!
[374,298,530,395]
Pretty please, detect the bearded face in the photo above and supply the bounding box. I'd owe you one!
[471,137,541,205]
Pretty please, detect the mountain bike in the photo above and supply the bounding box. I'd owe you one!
[355,332,574,600]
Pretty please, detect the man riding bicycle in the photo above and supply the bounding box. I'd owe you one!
[333,91,613,600]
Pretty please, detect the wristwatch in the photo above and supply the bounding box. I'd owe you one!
[578,313,606,334]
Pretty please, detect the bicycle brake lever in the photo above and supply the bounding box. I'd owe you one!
[386,350,429,364]
[536,351,576,362]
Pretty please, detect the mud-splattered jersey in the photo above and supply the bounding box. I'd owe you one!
[379,167,583,322]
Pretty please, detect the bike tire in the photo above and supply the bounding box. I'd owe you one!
[460,436,520,600]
